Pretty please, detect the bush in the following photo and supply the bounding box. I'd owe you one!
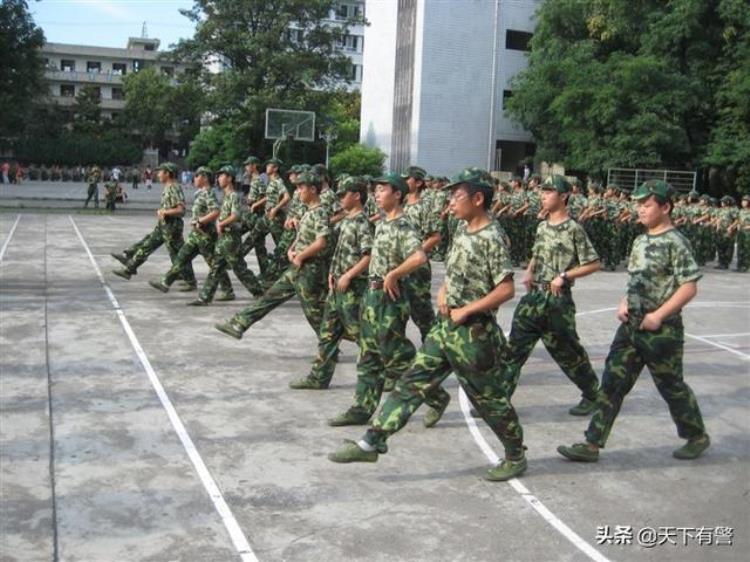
[28,165,40,180]
[329,144,386,177]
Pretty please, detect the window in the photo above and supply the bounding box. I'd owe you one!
[145,44,155,51]
[112,87,124,100]
[339,34,360,52]
[60,84,75,97]
[506,30,533,51]
[132,60,142,73]
[348,63,361,82]
[335,4,348,20]
[86,61,101,73]
[502,90,513,110]
[61,59,75,72]
[161,66,174,77]
[112,62,127,75]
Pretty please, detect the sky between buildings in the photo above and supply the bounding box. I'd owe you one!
[30,0,197,50]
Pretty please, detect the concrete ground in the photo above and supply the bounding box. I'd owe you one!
[1,197,748,561]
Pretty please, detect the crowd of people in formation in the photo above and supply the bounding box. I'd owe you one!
[107,158,749,480]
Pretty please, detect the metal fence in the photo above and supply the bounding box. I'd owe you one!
[606,168,696,193]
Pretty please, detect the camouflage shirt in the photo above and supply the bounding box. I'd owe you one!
[86,170,101,184]
[287,189,305,220]
[716,207,739,231]
[248,175,266,203]
[191,187,220,219]
[320,187,340,217]
[526,191,541,216]
[219,190,243,229]
[531,218,599,284]
[626,228,702,315]
[444,220,514,309]
[567,193,587,218]
[265,176,287,209]
[160,182,185,211]
[404,196,439,239]
[330,210,374,279]
[510,190,526,211]
[295,204,330,253]
[369,214,422,279]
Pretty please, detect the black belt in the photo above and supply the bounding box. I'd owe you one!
[370,279,384,290]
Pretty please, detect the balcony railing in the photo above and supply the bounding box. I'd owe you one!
[45,69,125,84]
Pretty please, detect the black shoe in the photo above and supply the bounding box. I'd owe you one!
[111,252,129,266]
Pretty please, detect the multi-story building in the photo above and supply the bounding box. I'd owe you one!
[360,0,540,175]
[41,37,187,121]
[327,1,365,90]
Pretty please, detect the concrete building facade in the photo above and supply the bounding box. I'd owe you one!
[360,0,540,176]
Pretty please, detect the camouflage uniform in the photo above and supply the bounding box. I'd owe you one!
[229,203,330,334]
[506,219,600,402]
[736,205,750,271]
[715,203,738,268]
[403,196,438,341]
[119,182,195,284]
[362,220,524,458]
[585,229,706,447]
[160,187,231,293]
[104,180,117,212]
[346,215,449,421]
[250,175,289,280]
[508,189,527,265]
[84,168,100,208]
[240,174,270,275]
[198,190,263,302]
[307,209,374,387]
[524,190,541,261]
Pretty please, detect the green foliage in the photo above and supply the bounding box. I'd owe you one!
[506,0,746,193]
[14,130,141,167]
[185,122,247,170]
[0,0,45,144]
[73,86,103,134]
[329,144,385,177]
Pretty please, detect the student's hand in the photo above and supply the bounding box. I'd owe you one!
[616,299,629,323]
[287,248,296,264]
[268,208,278,220]
[521,270,533,293]
[216,223,224,235]
[437,285,449,316]
[284,218,293,229]
[328,274,335,291]
[157,209,164,219]
[383,271,400,300]
[550,275,565,296]
[292,255,304,269]
[449,306,469,326]
[639,312,662,332]
[336,273,351,293]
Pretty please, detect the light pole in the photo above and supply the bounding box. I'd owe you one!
[320,127,338,168]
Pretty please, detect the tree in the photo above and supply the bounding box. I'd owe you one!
[506,0,740,190]
[73,86,103,134]
[329,144,385,177]
[0,0,45,145]
[176,0,358,164]
[122,67,177,151]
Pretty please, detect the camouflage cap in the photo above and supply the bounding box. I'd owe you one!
[217,164,236,179]
[288,164,303,174]
[444,167,493,190]
[265,157,283,167]
[700,194,711,202]
[292,170,321,186]
[156,162,178,174]
[373,171,408,195]
[632,180,674,201]
[336,175,367,197]
[401,165,427,180]
[243,156,261,165]
[743,194,750,202]
[195,166,213,178]
[540,175,571,194]
[720,195,736,205]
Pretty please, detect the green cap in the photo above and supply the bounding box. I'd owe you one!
[266,157,283,167]
[156,162,178,174]
[373,171,408,195]
[336,175,367,197]
[292,171,321,186]
[243,156,261,165]
[742,194,750,202]
[700,194,711,202]
[444,167,493,190]
[540,175,571,194]
[720,195,736,205]
[217,164,236,179]
[402,165,427,180]
[289,164,304,174]
[632,180,674,201]
[312,163,329,180]
[195,166,213,178]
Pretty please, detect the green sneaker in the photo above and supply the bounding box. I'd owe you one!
[177,283,197,292]
[187,298,209,306]
[382,378,396,392]
[110,252,129,266]
[569,397,597,416]
[328,439,378,463]
[215,292,236,302]
[215,322,243,340]
[557,442,599,462]
[288,376,328,390]
[423,395,450,428]
[327,409,370,427]
[148,279,169,293]
[112,268,132,280]
[673,434,710,460]
[484,456,527,481]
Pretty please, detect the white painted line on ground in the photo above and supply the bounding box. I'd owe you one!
[69,216,258,562]
[0,214,21,264]
[576,307,617,317]
[457,390,611,562]
[692,332,750,339]
[685,333,750,361]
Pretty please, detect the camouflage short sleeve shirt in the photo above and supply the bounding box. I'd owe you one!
[320,188,341,217]
[191,188,220,219]
[717,207,738,231]
[287,190,305,220]
[531,218,599,284]
[248,176,266,203]
[295,204,330,253]
[626,229,702,315]
[740,208,750,228]
[526,191,541,216]
[369,215,422,279]
[219,190,243,223]
[265,177,287,208]
[330,211,374,279]
[510,191,526,211]
[404,197,439,240]
[160,183,185,211]
[444,220,514,308]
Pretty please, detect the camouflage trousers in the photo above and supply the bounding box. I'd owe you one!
[506,289,599,401]
[507,217,527,265]
[262,226,296,285]
[307,277,367,387]
[231,259,327,334]
[199,229,262,302]
[250,214,287,284]
[364,315,524,458]
[585,317,706,447]
[715,233,735,268]
[348,287,448,420]
[239,212,270,276]
[123,219,195,284]
[163,229,231,293]
[84,184,98,208]
[737,229,749,271]
[405,263,436,342]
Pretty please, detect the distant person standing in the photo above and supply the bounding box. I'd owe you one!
[84,165,101,209]
[131,167,140,190]
[143,165,153,191]
[112,165,122,183]
[1,161,9,184]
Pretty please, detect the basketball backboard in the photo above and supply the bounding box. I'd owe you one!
[265,108,316,142]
